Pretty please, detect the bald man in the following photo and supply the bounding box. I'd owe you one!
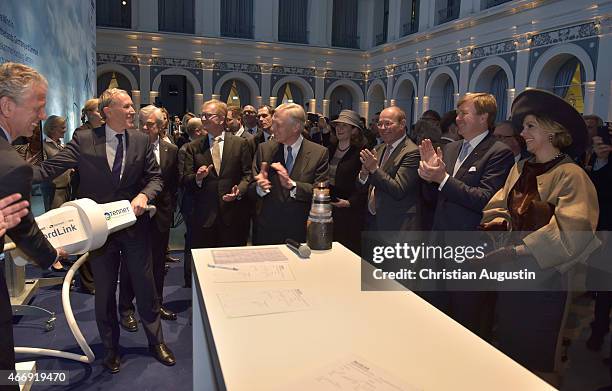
[358,106,422,231]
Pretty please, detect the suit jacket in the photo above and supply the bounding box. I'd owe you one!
[152,139,178,232]
[33,126,162,205]
[254,127,273,147]
[361,137,422,231]
[427,132,514,231]
[42,140,72,188]
[181,133,252,228]
[0,132,56,270]
[328,144,366,209]
[590,161,612,230]
[250,138,329,244]
[237,129,257,157]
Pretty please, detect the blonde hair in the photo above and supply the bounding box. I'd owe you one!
[0,62,47,104]
[98,88,129,120]
[533,115,573,150]
[457,93,498,130]
[275,103,306,128]
[203,99,228,117]
[81,98,99,123]
[43,115,66,137]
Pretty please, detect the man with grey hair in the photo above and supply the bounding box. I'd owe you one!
[34,88,175,372]
[41,115,72,211]
[181,99,252,249]
[0,62,65,386]
[119,105,179,323]
[251,102,329,244]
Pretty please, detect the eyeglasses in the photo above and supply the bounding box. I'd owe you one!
[377,121,398,128]
[201,112,220,119]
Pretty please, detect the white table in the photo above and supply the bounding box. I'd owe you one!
[192,243,556,391]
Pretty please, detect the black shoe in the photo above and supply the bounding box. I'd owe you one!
[120,314,138,332]
[166,255,180,263]
[103,350,121,374]
[149,343,176,366]
[160,306,177,321]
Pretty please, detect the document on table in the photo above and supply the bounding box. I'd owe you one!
[217,288,311,318]
[280,356,422,391]
[212,262,294,282]
[211,248,288,264]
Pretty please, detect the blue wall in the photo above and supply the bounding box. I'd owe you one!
[0,0,96,140]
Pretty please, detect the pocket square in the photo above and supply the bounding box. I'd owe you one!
[468,166,477,172]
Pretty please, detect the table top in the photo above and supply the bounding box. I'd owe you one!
[193,243,556,391]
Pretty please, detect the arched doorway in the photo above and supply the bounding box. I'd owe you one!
[394,78,416,125]
[427,72,456,116]
[275,83,305,106]
[97,72,132,96]
[329,86,354,118]
[220,79,252,108]
[368,83,385,120]
[158,75,195,117]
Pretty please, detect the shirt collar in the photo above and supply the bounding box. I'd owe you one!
[235,126,245,138]
[0,126,12,143]
[385,134,406,151]
[208,131,225,144]
[286,135,304,152]
[105,124,124,141]
[464,130,489,149]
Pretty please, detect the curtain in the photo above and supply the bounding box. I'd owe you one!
[491,70,508,122]
[332,0,359,48]
[221,0,254,38]
[159,0,194,34]
[441,78,454,114]
[553,57,578,98]
[279,0,308,43]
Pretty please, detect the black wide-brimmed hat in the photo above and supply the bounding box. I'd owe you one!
[331,109,363,130]
[510,88,587,159]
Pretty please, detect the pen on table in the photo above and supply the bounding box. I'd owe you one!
[208,264,239,271]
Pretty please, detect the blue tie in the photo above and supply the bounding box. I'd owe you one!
[111,133,124,185]
[458,140,471,162]
[285,145,294,174]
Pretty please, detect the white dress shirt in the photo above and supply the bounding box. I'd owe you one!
[438,130,489,190]
[152,137,160,165]
[105,124,127,180]
[257,135,303,198]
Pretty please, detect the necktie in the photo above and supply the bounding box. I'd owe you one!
[285,145,294,174]
[111,133,124,185]
[453,141,471,177]
[367,146,392,215]
[212,136,222,174]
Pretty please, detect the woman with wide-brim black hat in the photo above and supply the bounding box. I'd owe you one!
[480,89,600,383]
[327,110,367,255]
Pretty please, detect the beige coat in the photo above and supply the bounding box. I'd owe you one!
[482,156,600,271]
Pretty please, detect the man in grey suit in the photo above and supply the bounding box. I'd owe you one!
[34,88,175,372]
[251,103,329,245]
[358,106,422,231]
[0,62,63,388]
[227,105,256,156]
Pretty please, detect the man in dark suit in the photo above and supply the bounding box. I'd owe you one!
[178,118,205,287]
[0,63,63,388]
[251,103,329,245]
[119,105,179,324]
[358,106,421,231]
[227,106,256,154]
[242,104,259,136]
[418,93,514,337]
[34,88,175,372]
[254,105,275,146]
[182,100,252,248]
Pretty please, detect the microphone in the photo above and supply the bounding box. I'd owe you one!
[286,238,311,259]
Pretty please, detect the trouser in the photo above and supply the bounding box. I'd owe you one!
[119,223,169,316]
[89,216,163,350]
[0,267,19,391]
